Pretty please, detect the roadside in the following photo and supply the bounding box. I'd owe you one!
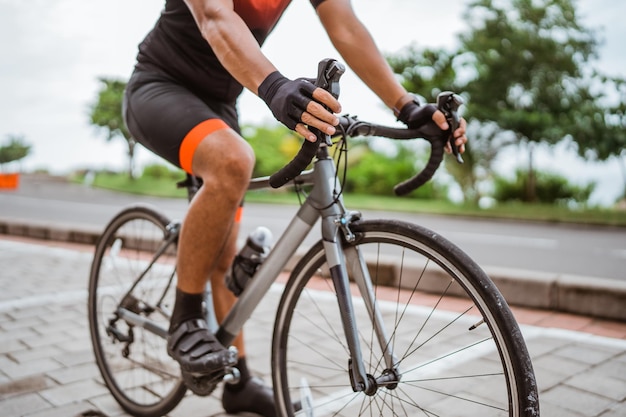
[2,173,626,321]
[83,171,626,227]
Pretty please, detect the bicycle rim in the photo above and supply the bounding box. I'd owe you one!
[272,219,538,417]
[88,205,186,417]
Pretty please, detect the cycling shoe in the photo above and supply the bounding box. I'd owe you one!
[223,377,277,417]
[167,318,238,375]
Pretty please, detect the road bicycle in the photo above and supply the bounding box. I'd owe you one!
[88,59,539,417]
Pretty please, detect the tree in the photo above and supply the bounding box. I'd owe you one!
[388,46,511,204]
[445,121,517,204]
[89,78,136,179]
[387,46,461,100]
[388,0,624,204]
[459,0,608,201]
[0,135,31,172]
[493,168,593,204]
[571,75,626,200]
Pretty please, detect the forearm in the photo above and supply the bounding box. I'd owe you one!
[183,0,275,94]
[334,31,414,113]
[317,1,412,112]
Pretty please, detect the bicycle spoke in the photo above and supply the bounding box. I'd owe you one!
[273,220,536,416]
[88,208,186,416]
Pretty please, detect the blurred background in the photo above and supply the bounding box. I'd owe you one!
[1,0,625,211]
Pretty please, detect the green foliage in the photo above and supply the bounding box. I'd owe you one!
[242,124,301,177]
[0,135,31,171]
[493,169,593,204]
[572,75,626,202]
[88,170,187,198]
[141,163,184,181]
[90,78,131,141]
[445,121,517,205]
[387,46,460,101]
[344,141,445,199]
[461,0,599,147]
[89,77,136,179]
[386,0,626,202]
[242,124,445,199]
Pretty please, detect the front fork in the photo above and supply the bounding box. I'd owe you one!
[322,211,400,395]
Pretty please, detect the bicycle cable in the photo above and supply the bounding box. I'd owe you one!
[291,128,349,211]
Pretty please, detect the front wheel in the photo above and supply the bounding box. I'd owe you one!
[272,219,538,417]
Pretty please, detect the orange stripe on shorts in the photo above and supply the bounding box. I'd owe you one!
[234,205,244,223]
[179,119,229,174]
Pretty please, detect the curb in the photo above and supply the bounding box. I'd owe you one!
[2,218,625,322]
[0,219,102,246]
[484,267,626,321]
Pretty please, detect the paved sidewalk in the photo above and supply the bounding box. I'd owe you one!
[0,236,625,416]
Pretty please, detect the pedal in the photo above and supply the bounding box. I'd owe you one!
[183,366,241,396]
[182,370,218,396]
[179,345,240,396]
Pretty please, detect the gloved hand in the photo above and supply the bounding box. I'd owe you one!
[396,98,438,129]
[258,71,317,130]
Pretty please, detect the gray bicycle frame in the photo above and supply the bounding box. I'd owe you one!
[117,143,397,392]
[214,143,397,392]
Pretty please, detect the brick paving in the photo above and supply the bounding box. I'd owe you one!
[0,236,625,416]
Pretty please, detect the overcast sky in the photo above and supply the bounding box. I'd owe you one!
[1,0,624,205]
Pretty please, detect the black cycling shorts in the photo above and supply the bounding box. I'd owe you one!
[123,69,241,174]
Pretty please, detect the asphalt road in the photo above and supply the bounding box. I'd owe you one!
[1,174,625,281]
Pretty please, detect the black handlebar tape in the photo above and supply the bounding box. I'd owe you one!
[269,136,320,188]
[393,137,445,196]
[338,119,448,196]
[269,59,345,188]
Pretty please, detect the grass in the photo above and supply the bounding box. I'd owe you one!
[82,172,189,199]
[77,172,626,227]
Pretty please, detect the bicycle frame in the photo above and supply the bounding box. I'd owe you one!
[115,141,397,394]
[214,142,397,393]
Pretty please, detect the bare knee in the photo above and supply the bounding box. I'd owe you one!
[221,140,255,190]
[192,130,255,194]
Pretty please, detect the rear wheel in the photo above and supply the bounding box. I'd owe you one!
[272,219,538,416]
[88,205,186,417]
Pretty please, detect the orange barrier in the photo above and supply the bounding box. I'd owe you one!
[0,173,19,189]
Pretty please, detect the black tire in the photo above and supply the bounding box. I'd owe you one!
[88,205,187,417]
[272,219,539,417]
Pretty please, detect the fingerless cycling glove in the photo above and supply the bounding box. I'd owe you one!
[258,71,316,130]
[397,99,437,129]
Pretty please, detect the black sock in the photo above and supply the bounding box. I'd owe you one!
[169,288,205,333]
[225,357,251,392]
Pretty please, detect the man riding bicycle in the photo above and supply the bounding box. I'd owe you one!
[123,0,467,415]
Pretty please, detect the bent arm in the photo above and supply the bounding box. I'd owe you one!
[316,0,414,113]
[183,0,275,94]
[182,0,341,141]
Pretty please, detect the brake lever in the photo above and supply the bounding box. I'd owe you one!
[315,58,345,99]
[268,59,345,189]
[315,59,345,145]
[436,92,464,164]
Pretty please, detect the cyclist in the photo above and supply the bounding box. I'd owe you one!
[123,0,467,415]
